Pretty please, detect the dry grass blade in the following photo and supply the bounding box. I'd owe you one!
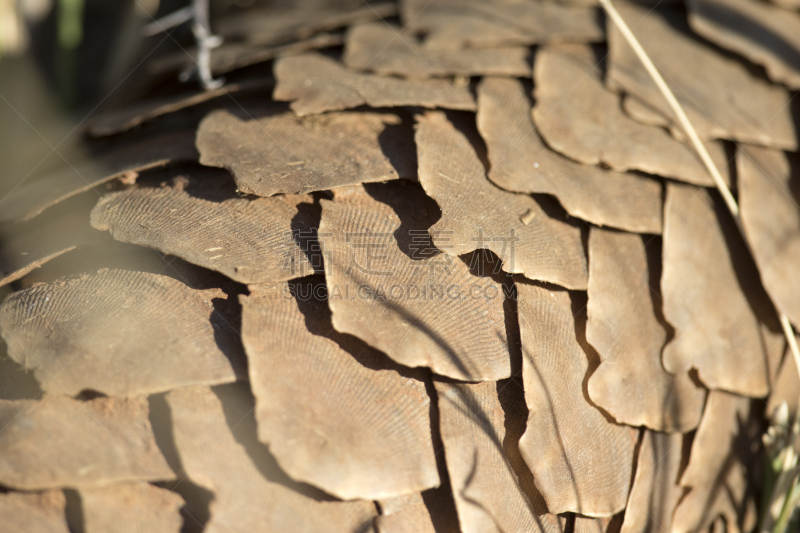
[606,0,800,422]
[1,245,75,288]
[0,269,245,397]
[686,0,800,89]
[586,228,706,432]
[319,182,513,381]
[0,490,69,533]
[416,111,588,290]
[273,53,475,117]
[517,282,637,516]
[0,395,174,489]
[343,23,530,78]
[197,109,414,197]
[619,431,684,533]
[166,385,378,533]
[601,2,800,525]
[662,182,779,397]
[477,76,662,234]
[671,391,759,533]
[78,483,184,533]
[783,317,800,390]
[240,280,439,500]
[400,0,603,48]
[434,380,564,533]
[605,1,797,153]
[1,192,107,288]
[601,0,739,215]
[532,44,730,188]
[91,177,318,284]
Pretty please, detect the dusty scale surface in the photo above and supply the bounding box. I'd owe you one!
[1,0,800,531]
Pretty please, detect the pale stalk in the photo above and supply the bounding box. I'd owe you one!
[597,0,800,386]
[598,0,737,217]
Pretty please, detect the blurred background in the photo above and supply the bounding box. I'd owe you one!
[0,0,317,317]
[0,0,308,398]
[0,0,250,198]
[0,0,211,395]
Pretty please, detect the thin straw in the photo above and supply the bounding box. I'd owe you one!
[598,0,800,380]
[598,0,738,217]
[781,314,800,378]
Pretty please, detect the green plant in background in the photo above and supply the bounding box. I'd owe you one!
[762,402,800,533]
[55,0,84,108]
[57,0,83,50]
